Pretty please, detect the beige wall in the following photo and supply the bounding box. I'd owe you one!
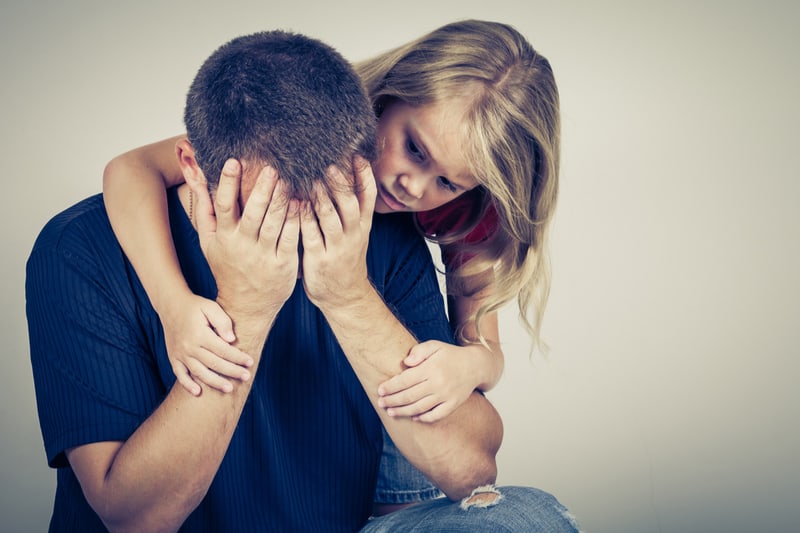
[2,1,798,531]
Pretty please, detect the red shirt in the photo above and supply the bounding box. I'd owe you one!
[416,193,498,268]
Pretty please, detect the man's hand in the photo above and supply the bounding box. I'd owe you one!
[194,159,301,321]
[297,156,501,499]
[299,156,376,309]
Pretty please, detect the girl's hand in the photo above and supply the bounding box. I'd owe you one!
[162,292,255,396]
[376,340,484,423]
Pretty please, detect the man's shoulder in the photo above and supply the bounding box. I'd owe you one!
[26,193,132,294]
[29,194,110,258]
[366,212,439,293]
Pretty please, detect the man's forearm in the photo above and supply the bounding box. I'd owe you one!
[321,287,503,500]
[75,310,274,532]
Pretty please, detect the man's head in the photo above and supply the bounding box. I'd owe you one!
[182,30,376,200]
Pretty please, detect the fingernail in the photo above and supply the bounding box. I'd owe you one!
[241,371,251,381]
[223,159,238,173]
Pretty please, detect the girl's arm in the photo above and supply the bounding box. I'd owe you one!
[103,136,252,394]
[448,292,504,391]
[377,291,505,423]
[103,135,188,311]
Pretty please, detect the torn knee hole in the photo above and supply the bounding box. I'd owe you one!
[459,484,503,510]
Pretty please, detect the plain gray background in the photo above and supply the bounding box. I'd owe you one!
[2,1,798,532]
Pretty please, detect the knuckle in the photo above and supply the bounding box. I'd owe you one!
[215,200,234,215]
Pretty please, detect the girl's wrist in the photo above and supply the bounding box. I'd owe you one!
[466,343,503,392]
[149,279,193,318]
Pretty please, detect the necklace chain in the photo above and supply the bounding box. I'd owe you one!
[189,189,194,225]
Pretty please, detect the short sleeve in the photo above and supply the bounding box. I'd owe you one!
[369,214,454,345]
[26,203,165,467]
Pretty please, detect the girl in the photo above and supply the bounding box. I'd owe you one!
[103,18,559,504]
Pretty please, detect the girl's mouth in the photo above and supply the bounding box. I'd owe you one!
[378,184,407,211]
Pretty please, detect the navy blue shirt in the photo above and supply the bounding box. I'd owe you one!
[26,189,453,532]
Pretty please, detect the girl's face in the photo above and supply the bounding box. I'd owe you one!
[372,98,479,214]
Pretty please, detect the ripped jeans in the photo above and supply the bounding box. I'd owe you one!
[363,429,581,532]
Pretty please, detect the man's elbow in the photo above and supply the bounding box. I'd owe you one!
[439,452,498,501]
[96,506,192,533]
[89,487,206,533]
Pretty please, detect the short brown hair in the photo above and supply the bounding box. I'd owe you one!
[185,30,376,199]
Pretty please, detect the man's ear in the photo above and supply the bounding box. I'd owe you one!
[175,138,207,192]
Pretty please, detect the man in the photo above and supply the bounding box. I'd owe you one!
[27,31,576,531]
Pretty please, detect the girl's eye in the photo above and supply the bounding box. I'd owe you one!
[407,139,423,160]
[437,176,457,193]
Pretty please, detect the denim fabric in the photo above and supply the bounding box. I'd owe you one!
[374,428,445,504]
[362,486,581,532]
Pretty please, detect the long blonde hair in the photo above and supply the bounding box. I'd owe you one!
[356,20,560,352]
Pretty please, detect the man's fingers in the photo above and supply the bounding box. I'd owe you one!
[312,180,344,239]
[190,178,217,237]
[214,159,242,233]
[257,179,293,247]
[326,166,361,233]
[276,199,301,257]
[299,200,324,253]
[240,166,279,240]
[353,155,376,228]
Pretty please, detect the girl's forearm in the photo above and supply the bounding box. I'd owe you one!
[451,297,505,391]
[466,342,504,392]
[102,136,191,313]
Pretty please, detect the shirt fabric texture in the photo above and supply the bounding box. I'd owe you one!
[26,188,453,532]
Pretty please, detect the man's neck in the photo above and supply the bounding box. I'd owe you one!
[176,184,197,231]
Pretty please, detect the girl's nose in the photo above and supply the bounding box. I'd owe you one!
[398,173,425,199]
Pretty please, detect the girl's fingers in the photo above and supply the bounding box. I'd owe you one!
[413,402,455,423]
[191,342,252,380]
[405,341,440,366]
[378,379,429,408]
[173,361,201,396]
[184,357,235,394]
[385,395,440,418]
[377,366,423,396]
[201,301,236,344]
[201,335,254,369]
